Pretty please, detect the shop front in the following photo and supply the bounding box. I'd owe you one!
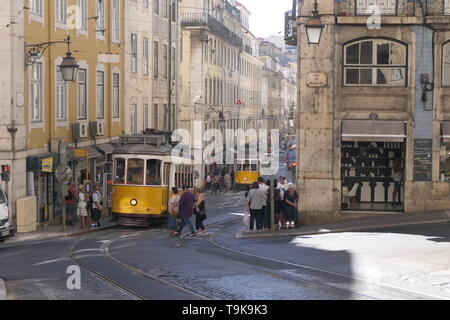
[26,153,59,224]
[341,120,406,212]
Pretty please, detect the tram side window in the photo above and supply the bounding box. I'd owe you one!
[127,159,144,185]
[251,164,257,172]
[146,159,161,186]
[114,158,126,184]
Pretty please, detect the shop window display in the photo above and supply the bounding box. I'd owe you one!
[341,141,405,211]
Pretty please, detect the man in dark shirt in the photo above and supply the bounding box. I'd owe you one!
[172,186,196,237]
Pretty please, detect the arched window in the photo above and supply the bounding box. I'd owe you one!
[344,38,407,86]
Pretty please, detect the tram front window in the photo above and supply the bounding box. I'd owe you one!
[127,159,144,185]
[146,159,161,186]
[251,164,257,172]
[114,158,126,184]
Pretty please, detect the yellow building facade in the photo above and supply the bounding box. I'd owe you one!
[23,0,125,224]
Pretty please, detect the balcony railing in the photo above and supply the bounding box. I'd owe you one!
[355,0,397,16]
[181,13,242,48]
[284,9,297,46]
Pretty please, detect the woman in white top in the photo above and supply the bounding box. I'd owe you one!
[168,187,180,232]
[77,184,88,228]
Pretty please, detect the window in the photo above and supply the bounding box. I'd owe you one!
[163,44,168,79]
[442,41,450,86]
[77,69,87,119]
[56,68,66,121]
[127,159,144,185]
[143,104,149,129]
[171,103,175,131]
[143,37,149,75]
[163,0,168,18]
[163,103,168,130]
[131,104,137,134]
[131,34,137,73]
[113,73,120,118]
[153,0,159,14]
[143,0,149,8]
[146,159,162,185]
[153,103,159,129]
[153,41,159,79]
[171,0,176,22]
[96,0,105,36]
[356,0,397,15]
[171,47,176,79]
[112,0,120,42]
[344,39,406,86]
[30,0,42,15]
[56,0,67,24]
[30,63,42,122]
[96,71,105,119]
[114,158,126,184]
[77,0,87,30]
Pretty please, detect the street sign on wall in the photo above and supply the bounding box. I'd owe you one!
[413,139,432,181]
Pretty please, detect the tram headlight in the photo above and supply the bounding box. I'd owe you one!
[130,199,138,206]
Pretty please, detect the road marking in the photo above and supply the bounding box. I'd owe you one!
[228,213,245,216]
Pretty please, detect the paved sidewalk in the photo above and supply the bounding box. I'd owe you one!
[237,210,450,239]
[4,216,117,245]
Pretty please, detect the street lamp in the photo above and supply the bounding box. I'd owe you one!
[59,37,79,82]
[305,0,324,45]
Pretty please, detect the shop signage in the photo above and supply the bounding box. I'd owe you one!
[413,139,432,181]
[74,149,87,158]
[307,72,327,87]
[41,157,53,173]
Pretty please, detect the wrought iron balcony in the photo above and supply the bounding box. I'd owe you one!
[284,9,297,46]
[181,13,242,48]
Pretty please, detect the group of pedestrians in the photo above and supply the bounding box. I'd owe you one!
[205,170,233,194]
[168,187,207,237]
[245,176,299,232]
[65,181,104,229]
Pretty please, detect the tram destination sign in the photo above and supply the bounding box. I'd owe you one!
[413,139,432,181]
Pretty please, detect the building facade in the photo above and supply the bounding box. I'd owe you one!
[180,0,263,186]
[3,0,126,226]
[288,0,450,225]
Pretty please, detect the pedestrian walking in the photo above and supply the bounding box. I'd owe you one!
[168,187,180,232]
[194,188,207,235]
[224,172,232,192]
[206,173,212,193]
[258,177,269,229]
[247,181,266,231]
[213,175,221,194]
[284,183,299,229]
[90,184,103,228]
[172,187,196,237]
[65,180,77,226]
[76,184,88,228]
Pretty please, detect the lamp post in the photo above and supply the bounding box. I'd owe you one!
[59,38,79,82]
[305,0,324,45]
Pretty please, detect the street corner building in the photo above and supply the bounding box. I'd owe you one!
[286,0,450,225]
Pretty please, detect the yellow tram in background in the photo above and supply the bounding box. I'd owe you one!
[234,158,260,187]
[112,133,194,226]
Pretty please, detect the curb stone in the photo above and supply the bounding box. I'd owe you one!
[0,278,6,300]
[235,217,450,239]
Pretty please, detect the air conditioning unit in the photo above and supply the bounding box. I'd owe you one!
[72,122,88,139]
[90,121,105,136]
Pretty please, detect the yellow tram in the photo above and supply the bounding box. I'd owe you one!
[234,158,260,187]
[112,133,193,226]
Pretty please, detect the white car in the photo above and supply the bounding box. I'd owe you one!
[0,187,14,242]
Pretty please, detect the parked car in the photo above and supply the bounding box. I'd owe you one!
[0,187,14,243]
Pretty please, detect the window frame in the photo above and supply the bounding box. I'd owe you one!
[77,68,87,120]
[343,37,408,87]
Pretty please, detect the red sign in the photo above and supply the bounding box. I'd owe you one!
[236,100,242,105]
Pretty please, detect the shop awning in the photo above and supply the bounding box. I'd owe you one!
[96,143,115,155]
[86,146,102,159]
[342,120,406,142]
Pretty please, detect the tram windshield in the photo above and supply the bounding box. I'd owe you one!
[146,159,162,186]
[237,161,258,172]
[127,159,144,185]
[114,158,126,184]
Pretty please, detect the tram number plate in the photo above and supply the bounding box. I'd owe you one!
[1,230,9,237]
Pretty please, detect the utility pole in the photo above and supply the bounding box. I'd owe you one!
[269,115,275,230]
